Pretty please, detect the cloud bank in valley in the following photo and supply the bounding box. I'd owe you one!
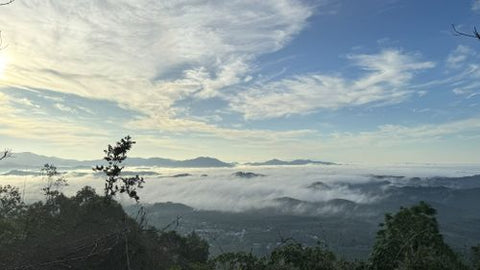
[2,164,479,214]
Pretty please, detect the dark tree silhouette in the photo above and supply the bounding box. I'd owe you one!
[94,136,144,202]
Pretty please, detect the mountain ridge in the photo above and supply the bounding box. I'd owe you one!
[0,153,336,168]
[246,158,336,166]
[0,152,234,168]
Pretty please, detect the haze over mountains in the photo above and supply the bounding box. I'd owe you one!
[0,152,335,168]
[246,159,336,166]
[124,173,480,258]
[118,170,480,258]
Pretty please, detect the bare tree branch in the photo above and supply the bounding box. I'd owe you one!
[160,215,182,232]
[0,0,15,6]
[0,149,12,161]
[0,0,14,50]
[451,24,480,40]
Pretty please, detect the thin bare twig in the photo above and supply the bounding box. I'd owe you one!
[0,0,15,6]
[0,0,15,50]
[0,149,12,161]
[451,24,480,39]
[160,215,182,232]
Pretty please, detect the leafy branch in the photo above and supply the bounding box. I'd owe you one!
[93,136,144,202]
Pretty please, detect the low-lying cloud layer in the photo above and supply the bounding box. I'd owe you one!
[2,164,479,214]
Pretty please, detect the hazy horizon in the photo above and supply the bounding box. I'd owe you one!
[4,150,480,166]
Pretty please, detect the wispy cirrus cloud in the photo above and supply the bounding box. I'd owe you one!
[0,0,314,124]
[434,45,480,98]
[230,49,434,120]
[0,86,317,159]
[446,45,476,69]
[0,0,327,152]
[0,92,108,146]
[327,117,480,148]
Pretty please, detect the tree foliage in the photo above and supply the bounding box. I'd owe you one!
[94,136,144,201]
[41,163,68,203]
[472,245,480,270]
[269,242,340,269]
[209,241,367,270]
[0,184,24,252]
[369,201,467,270]
[0,186,210,270]
[0,184,23,218]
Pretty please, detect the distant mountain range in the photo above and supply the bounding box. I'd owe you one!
[246,159,336,166]
[0,152,234,168]
[0,152,335,168]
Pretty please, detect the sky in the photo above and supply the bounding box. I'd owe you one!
[0,0,479,163]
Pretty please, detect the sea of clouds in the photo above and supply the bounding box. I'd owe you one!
[1,164,479,213]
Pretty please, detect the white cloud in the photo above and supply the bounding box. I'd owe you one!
[133,116,315,141]
[54,103,75,113]
[417,90,427,97]
[231,49,434,120]
[326,117,480,148]
[453,85,467,94]
[446,45,475,69]
[12,97,39,108]
[2,164,479,213]
[473,0,480,11]
[438,47,480,97]
[0,92,116,159]
[0,0,314,128]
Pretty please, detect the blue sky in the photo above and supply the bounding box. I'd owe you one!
[0,0,479,163]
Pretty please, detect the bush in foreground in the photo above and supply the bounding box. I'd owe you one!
[0,186,209,270]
